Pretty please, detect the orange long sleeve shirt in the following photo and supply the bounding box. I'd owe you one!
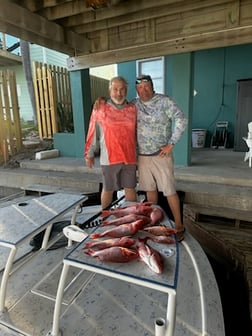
[85,102,137,165]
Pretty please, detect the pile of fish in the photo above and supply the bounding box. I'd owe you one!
[83,202,177,274]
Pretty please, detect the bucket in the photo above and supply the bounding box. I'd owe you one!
[192,129,207,148]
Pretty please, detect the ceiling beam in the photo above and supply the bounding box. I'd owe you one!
[13,0,74,13]
[1,0,89,56]
[67,24,252,70]
[73,0,231,34]
[32,0,90,20]
[59,0,187,28]
[78,0,247,55]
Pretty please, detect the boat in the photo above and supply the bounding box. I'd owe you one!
[0,193,225,336]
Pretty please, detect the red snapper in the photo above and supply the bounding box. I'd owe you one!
[86,246,138,263]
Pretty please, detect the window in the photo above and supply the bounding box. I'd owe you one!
[136,57,164,93]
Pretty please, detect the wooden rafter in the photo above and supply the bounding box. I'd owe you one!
[1,0,252,67]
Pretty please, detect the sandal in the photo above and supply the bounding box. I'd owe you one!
[176,227,185,243]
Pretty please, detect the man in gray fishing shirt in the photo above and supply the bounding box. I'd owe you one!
[134,75,187,242]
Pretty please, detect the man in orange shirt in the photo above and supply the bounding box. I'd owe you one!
[85,76,137,209]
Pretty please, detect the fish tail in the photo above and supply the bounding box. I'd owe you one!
[83,242,92,249]
[143,201,153,206]
[101,210,111,217]
[138,237,149,244]
[85,249,94,256]
[90,233,100,239]
[101,220,109,226]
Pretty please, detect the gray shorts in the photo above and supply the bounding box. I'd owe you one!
[101,163,137,191]
[138,154,176,196]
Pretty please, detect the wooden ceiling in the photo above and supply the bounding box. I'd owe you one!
[1,0,252,70]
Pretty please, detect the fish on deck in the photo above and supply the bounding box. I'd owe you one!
[90,219,145,239]
[83,237,136,250]
[101,213,151,227]
[101,202,153,218]
[136,238,164,274]
[86,246,139,262]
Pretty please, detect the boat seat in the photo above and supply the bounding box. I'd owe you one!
[0,193,87,312]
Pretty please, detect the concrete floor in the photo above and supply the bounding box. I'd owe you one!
[19,147,252,186]
[177,148,251,187]
[0,148,251,202]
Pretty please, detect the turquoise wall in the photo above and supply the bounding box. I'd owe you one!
[170,53,193,166]
[118,61,136,101]
[193,44,252,147]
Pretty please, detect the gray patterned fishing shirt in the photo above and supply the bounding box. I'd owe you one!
[133,93,188,155]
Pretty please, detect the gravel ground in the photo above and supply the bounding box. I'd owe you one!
[2,131,52,168]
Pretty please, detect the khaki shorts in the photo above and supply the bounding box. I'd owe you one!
[101,163,137,191]
[138,154,176,196]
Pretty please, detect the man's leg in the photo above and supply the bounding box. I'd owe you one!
[146,190,158,204]
[101,190,114,209]
[167,193,185,241]
[124,188,137,202]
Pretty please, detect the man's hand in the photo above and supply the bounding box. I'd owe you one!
[159,144,174,157]
[85,157,95,168]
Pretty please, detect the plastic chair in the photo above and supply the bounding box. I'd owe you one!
[243,121,252,167]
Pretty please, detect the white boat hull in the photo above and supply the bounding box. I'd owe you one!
[0,204,225,336]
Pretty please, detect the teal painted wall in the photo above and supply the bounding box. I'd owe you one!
[118,61,137,101]
[170,53,193,166]
[53,133,77,157]
[193,44,252,147]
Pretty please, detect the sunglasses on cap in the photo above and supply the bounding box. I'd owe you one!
[135,75,152,84]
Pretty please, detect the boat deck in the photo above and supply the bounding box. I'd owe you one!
[0,196,225,336]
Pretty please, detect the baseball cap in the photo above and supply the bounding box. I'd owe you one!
[135,75,153,85]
